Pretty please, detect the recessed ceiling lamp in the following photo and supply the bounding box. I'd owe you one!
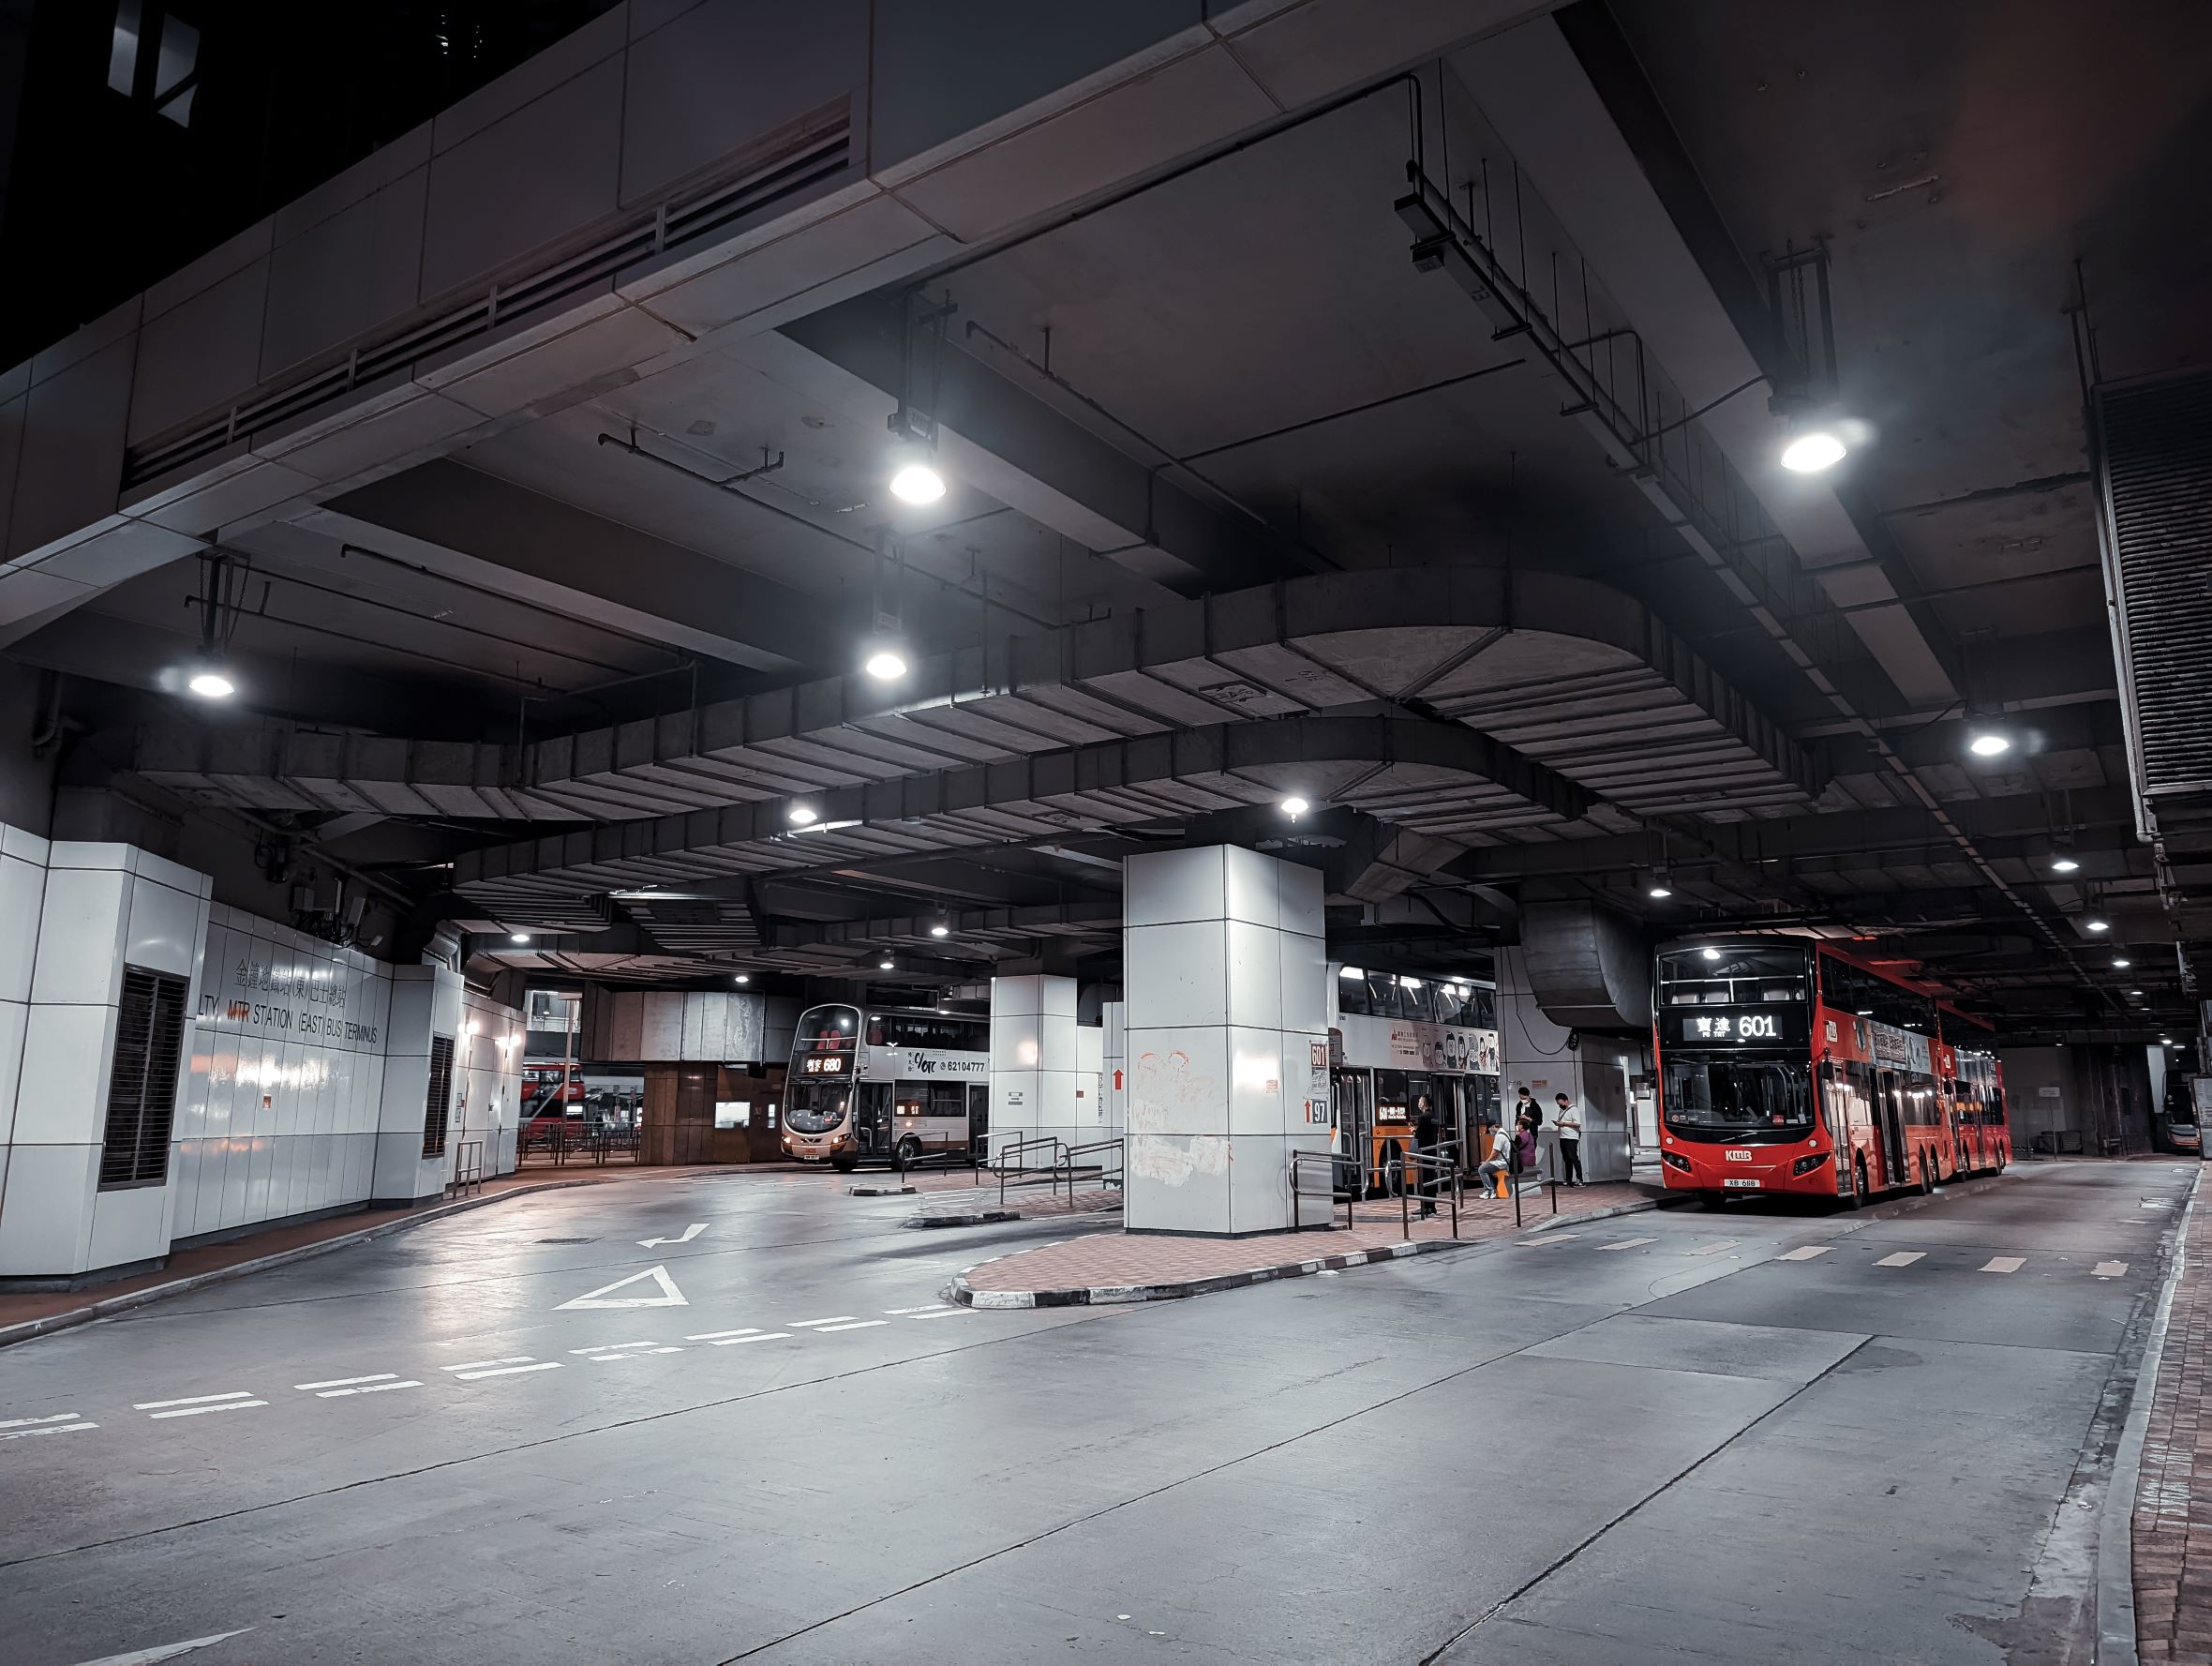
[1280,795,1310,818]
[510,932,531,944]
[1967,731,2012,758]
[1780,429,1847,473]
[787,804,817,827]
[864,648,908,680]
[187,659,235,698]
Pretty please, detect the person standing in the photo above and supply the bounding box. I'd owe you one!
[1412,1095,1440,1217]
[1554,1091,1585,1185]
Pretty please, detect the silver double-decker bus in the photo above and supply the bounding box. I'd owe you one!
[783,1003,991,1170]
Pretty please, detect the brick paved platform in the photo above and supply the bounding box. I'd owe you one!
[2134,1173,2212,1663]
[952,1180,1660,1305]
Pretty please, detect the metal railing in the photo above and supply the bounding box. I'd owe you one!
[1396,1143,1463,1238]
[1063,1138,1125,1193]
[523,1124,641,1166]
[448,1139,485,1198]
[992,1135,1070,1206]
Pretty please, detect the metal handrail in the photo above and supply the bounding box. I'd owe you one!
[1292,1148,1353,1231]
[1397,1143,1462,1239]
[1062,1137,1124,1193]
[992,1135,1070,1206]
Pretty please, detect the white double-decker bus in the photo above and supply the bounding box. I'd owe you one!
[1330,968,1502,1194]
[783,1004,991,1171]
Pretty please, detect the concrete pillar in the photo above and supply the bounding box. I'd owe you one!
[371,965,464,1205]
[989,974,1076,1162]
[1496,946,1637,1183]
[0,832,212,1279]
[1101,999,1127,1145]
[1123,847,1328,1236]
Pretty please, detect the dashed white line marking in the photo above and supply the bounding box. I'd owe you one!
[295,1373,397,1392]
[1517,1234,1581,1248]
[1980,1256,2025,1274]
[1777,1246,1831,1261]
[574,1343,683,1359]
[134,1392,254,1411]
[2094,1261,2129,1278]
[0,1415,97,1440]
[148,1400,268,1419]
[1596,1237,1655,1252]
[1874,1252,1925,1268]
[1688,1239,1741,1257]
[453,1360,561,1381]
[883,1306,944,1315]
[786,1316,859,1328]
[904,1308,968,1320]
[685,1328,763,1342]
[813,1319,889,1333]
[701,1332,789,1345]
[441,1357,531,1373]
[318,1380,423,1399]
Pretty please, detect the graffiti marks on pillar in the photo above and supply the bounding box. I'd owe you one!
[1129,1049,1229,1186]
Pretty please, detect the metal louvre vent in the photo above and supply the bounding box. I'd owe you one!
[422,1033,456,1159]
[2097,371,2212,803]
[125,103,853,490]
[99,966,189,1188]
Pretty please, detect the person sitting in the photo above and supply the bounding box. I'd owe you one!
[1477,1120,1514,1199]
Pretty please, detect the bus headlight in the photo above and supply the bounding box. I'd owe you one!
[1791,1150,1831,1176]
[1662,1150,1692,1173]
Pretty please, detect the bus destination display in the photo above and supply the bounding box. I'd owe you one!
[800,1054,849,1074]
[1662,1006,1807,1047]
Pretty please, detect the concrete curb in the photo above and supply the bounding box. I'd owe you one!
[0,1178,598,1351]
[847,1184,917,1196]
[946,1193,1686,1308]
[906,1209,1024,1230]
[2095,1165,2203,1666]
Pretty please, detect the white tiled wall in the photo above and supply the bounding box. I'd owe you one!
[176,906,396,1240]
[0,835,212,1277]
[456,987,525,1178]
[989,974,1079,1163]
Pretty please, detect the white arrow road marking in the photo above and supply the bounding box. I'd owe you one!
[1595,1237,1655,1252]
[557,1265,688,1310]
[638,1223,709,1248]
[2094,1261,2129,1278]
[1776,1246,1831,1261]
[67,1628,253,1665]
[1980,1256,2025,1273]
[1875,1252,1925,1268]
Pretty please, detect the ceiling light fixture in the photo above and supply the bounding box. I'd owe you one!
[733,973,750,984]
[2050,854,2081,874]
[929,922,950,938]
[1648,880,1673,900]
[864,648,908,681]
[889,457,946,505]
[510,932,531,944]
[1780,429,1847,473]
[187,661,235,699]
[1701,947,1722,962]
[2113,956,2131,968]
[2085,917,2110,933]
[1280,795,1310,818]
[786,804,817,827]
[1967,731,2012,758]
[878,957,895,971]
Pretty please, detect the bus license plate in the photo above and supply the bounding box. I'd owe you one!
[1723,1178,1762,1189]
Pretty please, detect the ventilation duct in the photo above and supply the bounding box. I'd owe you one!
[1517,901,1651,1032]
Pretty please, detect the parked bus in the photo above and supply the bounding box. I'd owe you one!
[1330,967,1501,1194]
[783,1004,990,1171]
[1654,937,2010,1206]
[1940,1007,2012,1176]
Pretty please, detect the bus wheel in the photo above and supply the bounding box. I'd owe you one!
[1849,1156,1870,1209]
[1919,1155,1935,1196]
[895,1136,921,1167]
[1382,1143,1404,1198]
[831,1156,859,1174]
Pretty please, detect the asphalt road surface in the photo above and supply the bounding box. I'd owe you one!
[0,1160,2194,1665]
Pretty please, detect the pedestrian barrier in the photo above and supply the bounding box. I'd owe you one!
[448,1140,485,1198]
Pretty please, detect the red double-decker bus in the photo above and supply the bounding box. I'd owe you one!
[1654,937,2010,1207]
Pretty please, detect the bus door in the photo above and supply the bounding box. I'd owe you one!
[968,1083,990,1160]
[856,1082,894,1156]
[1875,1071,1908,1189]
[1333,1069,1371,1194]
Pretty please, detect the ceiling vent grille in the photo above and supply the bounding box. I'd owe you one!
[125,104,853,490]
[2095,370,2212,823]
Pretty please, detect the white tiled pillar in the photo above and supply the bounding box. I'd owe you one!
[372,965,464,1205]
[1101,1000,1127,1145]
[1123,847,1329,1237]
[0,835,212,1279]
[988,974,1076,1163]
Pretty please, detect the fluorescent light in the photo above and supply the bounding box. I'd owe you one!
[864,650,907,680]
[2050,855,2080,874]
[1280,795,1310,817]
[1967,732,2011,758]
[889,461,946,504]
[1781,430,1846,473]
[787,804,817,827]
[510,932,531,944]
[187,668,235,698]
